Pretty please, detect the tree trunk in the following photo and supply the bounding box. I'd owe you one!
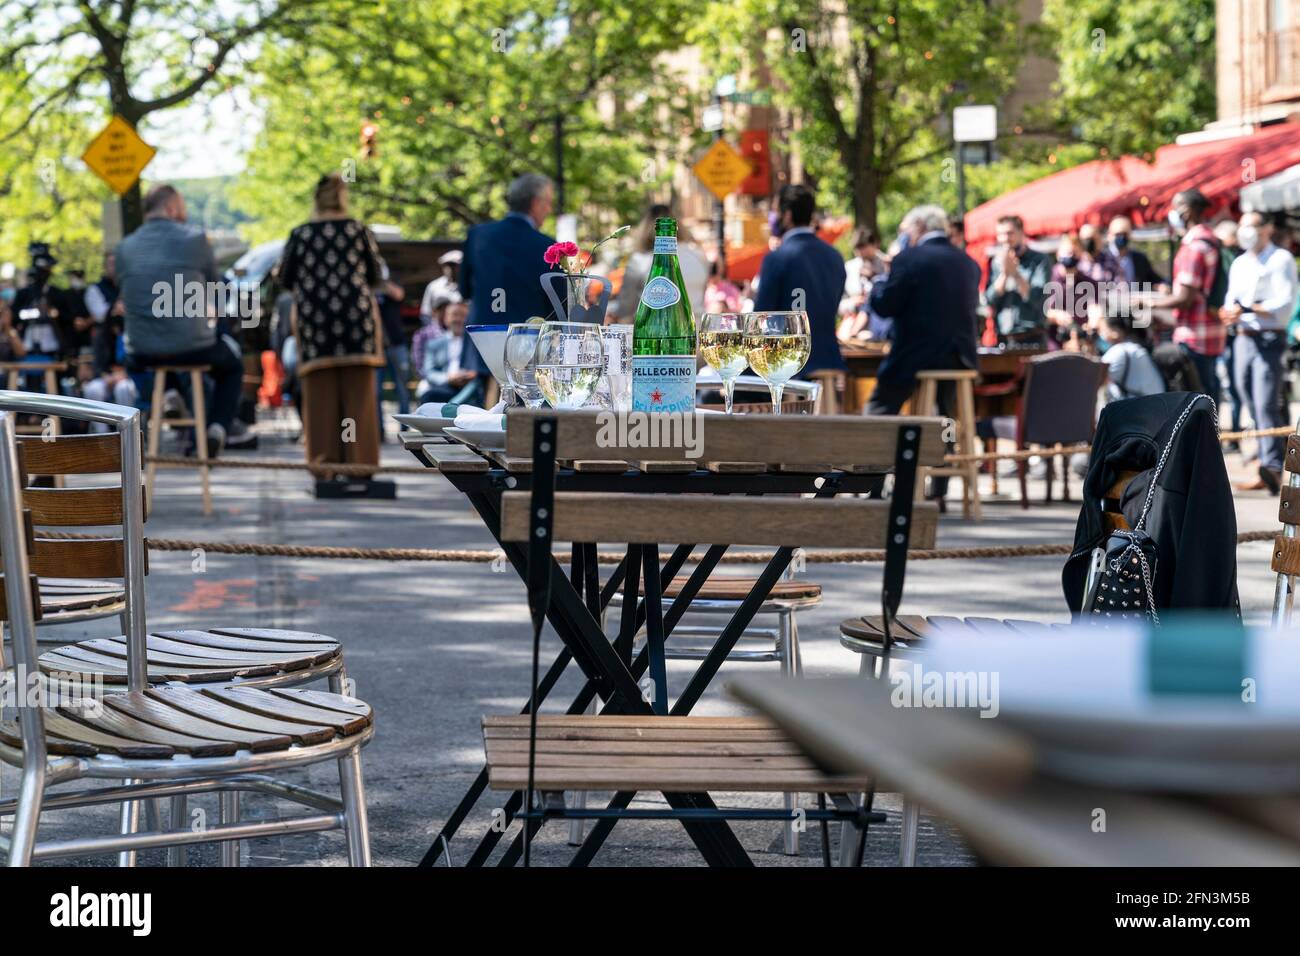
[852,166,878,233]
[120,180,143,236]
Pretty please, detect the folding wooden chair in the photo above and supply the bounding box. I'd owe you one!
[0,409,374,866]
[484,409,946,865]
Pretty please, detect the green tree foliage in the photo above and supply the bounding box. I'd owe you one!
[233,0,699,244]
[700,0,1023,229]
[1035,0,1216,156]
[0,0,331,232]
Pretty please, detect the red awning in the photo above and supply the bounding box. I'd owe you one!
[965,123,1300,248]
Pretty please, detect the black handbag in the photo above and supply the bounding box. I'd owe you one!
[1080,394,1212,625]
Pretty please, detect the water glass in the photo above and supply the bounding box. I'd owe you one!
[504,324,545,408]
[535,321,605,409]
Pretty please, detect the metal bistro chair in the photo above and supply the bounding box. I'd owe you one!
[0,392,357,865]
[0,409,375,866]
[834,466,1139,866]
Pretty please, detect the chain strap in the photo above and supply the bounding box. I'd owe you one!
[1108,393,1215,624]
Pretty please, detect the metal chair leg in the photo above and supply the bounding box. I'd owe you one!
[338,749,372,866]
[7,766,45,866]
[117,783,140,867]
[779,609,799,855]
[219,790,240,866]
[168,794,188,867]
[568,697,596,846]
[899,799,920,866]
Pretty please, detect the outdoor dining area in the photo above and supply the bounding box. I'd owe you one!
[0,311,1297,872]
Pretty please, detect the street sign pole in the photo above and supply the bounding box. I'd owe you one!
[952,104,997,225]
[711,92,726,278]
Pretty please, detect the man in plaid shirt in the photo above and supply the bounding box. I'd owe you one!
[1153,188,1224,406]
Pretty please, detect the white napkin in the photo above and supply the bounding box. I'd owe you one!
[454,402,506,431]
[415,402,461,420]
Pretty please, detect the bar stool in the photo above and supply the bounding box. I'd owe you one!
[810,370,845,415]
[912,368,981,520]
[144,365,212,515]
[1,361,66,487]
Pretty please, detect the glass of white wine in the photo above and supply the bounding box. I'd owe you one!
[744,311,811,415]
[535,321,605,409]
[698,312,749,414]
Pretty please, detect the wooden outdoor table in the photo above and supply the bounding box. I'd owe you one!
[839,344,1045,416]
[731,675,1300,866]
[404,419,896,867]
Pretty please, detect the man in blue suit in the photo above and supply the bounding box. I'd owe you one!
[458,172,558,375]
[868,204,980,502]
[867,204,980,414]
[753,184,846,376]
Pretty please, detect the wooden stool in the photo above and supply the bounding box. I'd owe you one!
[913,369,981,520]
[810,370,845,415]
[145,365,212,515]
[1,361,66,487]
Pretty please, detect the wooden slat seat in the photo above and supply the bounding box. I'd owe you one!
[0,684,372,759]
[661,576,821,603]
[483,714,870,793]
[839,614,1065,650]
[36,626,342,685]
[33,577,125,616]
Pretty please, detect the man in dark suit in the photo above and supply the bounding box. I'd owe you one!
[753,184,846,376]
[867,204,980,414]
[458,172,557,376]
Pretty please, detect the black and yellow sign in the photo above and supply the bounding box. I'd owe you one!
[692,139,751,202]
[82,115,157,196]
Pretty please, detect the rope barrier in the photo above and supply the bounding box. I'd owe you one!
[147,454,432,476]
[143,424,1296,473]
[38,528,1279,565]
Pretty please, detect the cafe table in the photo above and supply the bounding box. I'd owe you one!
[401,418,893,867]
[730,675,1300,866]
[839,343,1046,416]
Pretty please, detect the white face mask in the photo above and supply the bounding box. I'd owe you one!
[1168,209,1186,233]
[1236,225,1260,251]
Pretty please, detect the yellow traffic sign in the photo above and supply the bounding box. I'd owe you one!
[81,115,157,196]
[692,139,751,201]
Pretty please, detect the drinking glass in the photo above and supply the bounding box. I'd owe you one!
[743,311,811,415]
[504,324,545,408]
[698,313,749,414]
[535,321,605,409]
[599,324,634,411]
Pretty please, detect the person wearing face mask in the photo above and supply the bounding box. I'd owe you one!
[1046,234,1100,350]
[1150,189,1226,408]
[1220,211,1298,494]
[1098,216,1165,290]
[984,214,1052,346]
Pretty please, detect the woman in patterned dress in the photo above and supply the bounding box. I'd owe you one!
[276,173,385,479]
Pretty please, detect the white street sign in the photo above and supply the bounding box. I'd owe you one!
[953,105,998,143]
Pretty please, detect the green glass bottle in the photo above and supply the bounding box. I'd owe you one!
[632,217,696,412]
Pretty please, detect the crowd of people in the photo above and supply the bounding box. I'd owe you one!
[5,170,1296,495]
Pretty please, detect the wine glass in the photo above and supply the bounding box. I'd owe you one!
[535,321,605,409]
[698,313,749,414]
[504,324,545,408]
[744,311,811,415]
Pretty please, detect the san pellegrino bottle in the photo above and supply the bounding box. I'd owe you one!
[632,217,696,412]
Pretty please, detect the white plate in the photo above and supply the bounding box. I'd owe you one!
[916,622,1300,793]
[444,426,506,452]
[393,414,453,434]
